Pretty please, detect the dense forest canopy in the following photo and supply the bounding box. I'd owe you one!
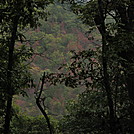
[0,0,134,134]
[17,2,94,117]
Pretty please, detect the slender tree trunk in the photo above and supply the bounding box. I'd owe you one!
[101,33,116,134]
[4,17,19,134]
[36,73,53,134]
[36,99,53,134]
[95,0,116,133]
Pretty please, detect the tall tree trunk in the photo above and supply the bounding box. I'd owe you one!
[95,0,116,133]
[101,32,116,134]
[4,17,19,134]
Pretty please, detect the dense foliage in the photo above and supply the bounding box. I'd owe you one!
[18,3,93,118]
[56,49,130,133]
[0,0,54,133]
[0,0,134,134]
[56,0,134,133]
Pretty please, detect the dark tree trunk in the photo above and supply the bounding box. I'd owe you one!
[94,0,116,133]
[36,99,53,134]
[36,73,53,134]
[4,17,19,134]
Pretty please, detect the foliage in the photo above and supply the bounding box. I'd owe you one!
[1,0,133,133]
[0,43,32,131]
[56,0,134,133]
[60,90,108,134]
[0,0,54,133]
[10,105,58,134]
[43,47,129,133]
[60,88,130,134]
[19,2,93,119]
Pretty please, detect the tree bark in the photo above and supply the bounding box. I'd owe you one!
[95,0,116,133]
[36,99,53,134]
[4,17,19,134]
[36,73,53,134]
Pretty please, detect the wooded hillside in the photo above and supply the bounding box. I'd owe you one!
[0,0,134,134]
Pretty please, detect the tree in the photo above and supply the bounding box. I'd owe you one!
[33,0,134,133]
[0,0,54,133]
[35,72,53,134]
[59,0,134,133]
[40,45,130,133]
[55,49,129,133]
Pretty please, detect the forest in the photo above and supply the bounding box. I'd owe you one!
[0,0,134,134]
